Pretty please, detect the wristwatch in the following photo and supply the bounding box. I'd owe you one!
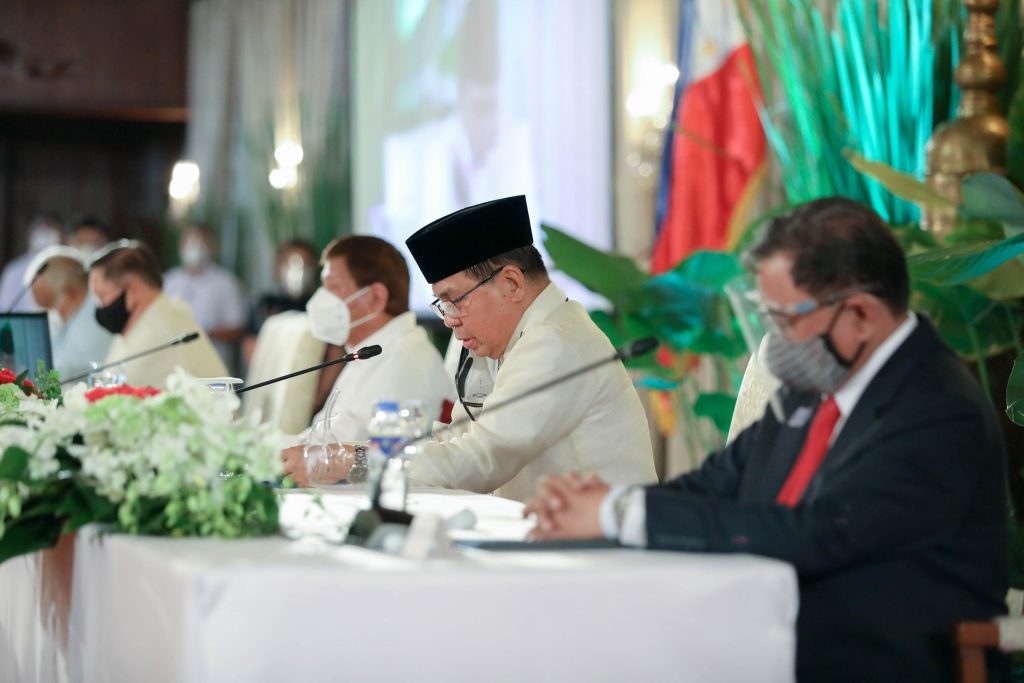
[613,485,637,535]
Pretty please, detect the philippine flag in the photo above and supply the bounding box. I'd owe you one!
[651,0,766,274]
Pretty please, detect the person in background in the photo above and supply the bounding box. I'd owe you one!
[163,225,246,371]
[89,240,227,388]
[281,235,454,473]
[526,197,1009,682]
[243,238,319,367]
[27,246,112,380]
[0,212,63,312]
[66,215,111,258]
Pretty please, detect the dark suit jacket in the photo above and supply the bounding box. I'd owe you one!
[646,317,1008,682]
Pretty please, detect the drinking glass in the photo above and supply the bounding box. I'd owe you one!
[87,361,127,388]
[303,417,354,486]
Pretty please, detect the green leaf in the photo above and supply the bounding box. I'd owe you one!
[542,224,648,308]
[0,516,62,564]
[669,250,744,288]
[913,282,1019,359]
[961,173,1024,228]
[1009,349,1024,426]
[57,482,117,531]
[0,447,30,481]
[589,311,670,378]
[694,392,738,436]
[844,150,958,209]
[962,260,1024,301]
[890,224,940,253]
[907,232,1024,284]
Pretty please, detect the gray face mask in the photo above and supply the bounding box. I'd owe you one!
[763,304,864,395]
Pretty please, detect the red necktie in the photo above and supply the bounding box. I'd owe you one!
[776,396,840,507]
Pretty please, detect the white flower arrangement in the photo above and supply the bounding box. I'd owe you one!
[0,368,285,563]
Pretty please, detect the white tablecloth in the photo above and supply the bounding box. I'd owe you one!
[3,488,798,682]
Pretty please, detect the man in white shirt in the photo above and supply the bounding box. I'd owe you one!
[281,236,454,477]
[525,197,1008,682]
[26,246,112,380]
[89,241,227,388]
[163,226,246,368]
[402,195,656,502]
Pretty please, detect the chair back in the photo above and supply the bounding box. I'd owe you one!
[242,311,325,434]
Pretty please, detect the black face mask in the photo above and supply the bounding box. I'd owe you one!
[95,290,130,334]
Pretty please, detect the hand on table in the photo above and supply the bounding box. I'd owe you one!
[282,443,355,488]
[523,472,609,540]
[281,445,309,487]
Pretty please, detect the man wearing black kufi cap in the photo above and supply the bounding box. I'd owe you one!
[404,195,656,502]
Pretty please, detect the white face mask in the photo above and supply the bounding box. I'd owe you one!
[29,228,60,255]
[280,254,314,299]
[180,238,210,270]
[305,286,377,346]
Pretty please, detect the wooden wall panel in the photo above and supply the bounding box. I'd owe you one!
[0,0,188,117]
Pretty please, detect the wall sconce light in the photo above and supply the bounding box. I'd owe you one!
[169,160,200,218]
[269,139,303,191]
[625,60,678,182]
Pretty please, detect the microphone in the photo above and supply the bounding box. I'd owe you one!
[4,262,49,314]
[235,344,382,395]
[60,331,200,385]
[424,335,658,443]
[352,336,660,535]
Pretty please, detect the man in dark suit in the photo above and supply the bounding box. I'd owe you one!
[526,197,1009,682]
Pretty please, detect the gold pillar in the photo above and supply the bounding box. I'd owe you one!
[923,0,1009,241]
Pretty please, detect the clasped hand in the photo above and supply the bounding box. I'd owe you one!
[523,472,609,540]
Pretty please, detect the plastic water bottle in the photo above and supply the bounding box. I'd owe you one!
[370,400,430,512]
[367,401,404,508]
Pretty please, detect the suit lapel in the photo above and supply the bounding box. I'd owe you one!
[740,388,819,503]
[805,318,942,497]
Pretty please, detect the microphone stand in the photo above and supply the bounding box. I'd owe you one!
[61,331,201,385]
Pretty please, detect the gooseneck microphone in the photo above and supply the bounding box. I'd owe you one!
[361,336,660,524]
[4,262,50,314]
[235,344,382,395]
[60,331,201,385]
[427,335,658,442]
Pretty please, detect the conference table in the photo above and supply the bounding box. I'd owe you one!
[1,487,798,682]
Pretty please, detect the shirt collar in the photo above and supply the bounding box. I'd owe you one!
[833,311,918,418]
[345,311,416,353]
[500,282,566,364]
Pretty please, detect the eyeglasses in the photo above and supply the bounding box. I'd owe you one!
[430,268,503,319]
[745,287,867,330]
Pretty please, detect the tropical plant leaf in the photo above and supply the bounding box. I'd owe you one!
[589,311,671,379]
[961,173,1024,228]
[1009,349,1024,426]
[694,392,738,436]
[844,150,958,210]
[907,232,1024,284]
[670,250,744,288]
[0,446,30,481]
[541,225,648,308]
[890,224,940,254]
[963,260,1024,301]
[913,282,1020,360]
[944,218,1010,245]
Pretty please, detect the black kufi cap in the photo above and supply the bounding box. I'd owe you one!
[405,195,533,283]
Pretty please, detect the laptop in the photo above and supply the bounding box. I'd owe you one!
[0,312,54,381]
